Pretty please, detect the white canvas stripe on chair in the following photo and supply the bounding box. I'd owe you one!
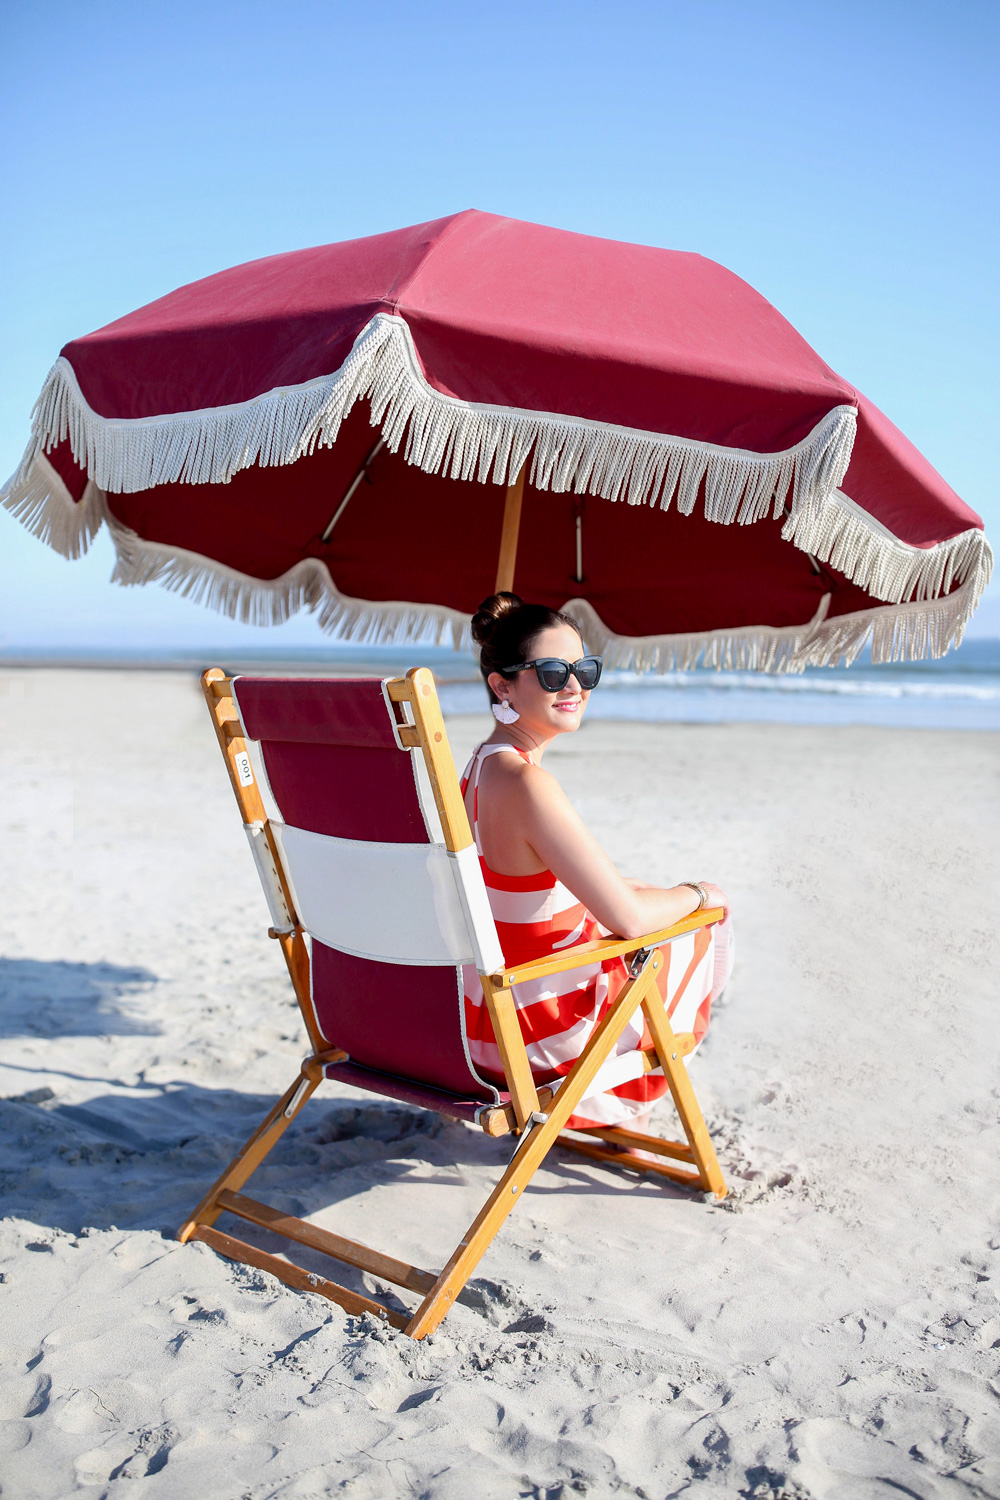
[271,823,504,970]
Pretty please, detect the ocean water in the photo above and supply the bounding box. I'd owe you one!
[438,638,1000,731]
[3,638,998,730]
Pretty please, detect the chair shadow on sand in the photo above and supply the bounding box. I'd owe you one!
[6,1085,693,1321]
[2,955,694,1320]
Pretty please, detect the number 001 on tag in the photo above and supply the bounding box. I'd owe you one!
[234,751,254,787]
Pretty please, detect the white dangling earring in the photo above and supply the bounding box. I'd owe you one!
[492,699,520,724]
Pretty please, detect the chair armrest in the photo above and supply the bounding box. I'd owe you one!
[486,906,724,989]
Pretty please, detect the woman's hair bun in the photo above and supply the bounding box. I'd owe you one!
[471,591,523,647]
[471,593,584,704]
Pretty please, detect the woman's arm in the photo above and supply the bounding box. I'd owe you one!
[509,762,721,939]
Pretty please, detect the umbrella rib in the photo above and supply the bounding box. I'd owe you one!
[320,438,385,542]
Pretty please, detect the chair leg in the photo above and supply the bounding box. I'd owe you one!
[405,956,665,1340]
[178,1060,443,1328]
[177,1064,322,1242]
[554,1130,704,1189]
[178,959,724,1339]
[641,989,727,1199]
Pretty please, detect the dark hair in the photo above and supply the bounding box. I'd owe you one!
[471,593,583,703]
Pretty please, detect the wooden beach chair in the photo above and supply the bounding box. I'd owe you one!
[178,667,727,1338]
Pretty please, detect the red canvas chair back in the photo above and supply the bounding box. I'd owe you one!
[231,676,501,1101]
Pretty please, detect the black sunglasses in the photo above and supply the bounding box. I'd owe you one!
[502,656,604,692]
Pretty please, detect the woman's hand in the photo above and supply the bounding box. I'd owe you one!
[698,882,730,919]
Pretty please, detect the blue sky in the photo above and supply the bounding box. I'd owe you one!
[1,0,997,650]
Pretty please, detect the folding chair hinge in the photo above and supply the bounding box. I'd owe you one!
[628,946,653,978]
[283,1078,312,1119]
[507,1110,550,1161]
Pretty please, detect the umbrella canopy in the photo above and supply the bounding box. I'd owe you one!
[3,210,990,670]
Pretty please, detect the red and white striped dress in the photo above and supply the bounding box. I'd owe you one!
[461,742,731,1129]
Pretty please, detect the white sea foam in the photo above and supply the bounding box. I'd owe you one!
[602,669,1000,701]
[436,657,1000,729]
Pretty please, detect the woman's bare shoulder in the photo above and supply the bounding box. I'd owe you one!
[480,750,565,806]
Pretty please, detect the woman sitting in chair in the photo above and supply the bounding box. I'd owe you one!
[462,592,733,1131]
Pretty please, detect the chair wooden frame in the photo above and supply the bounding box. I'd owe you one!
[178,665,727,1338]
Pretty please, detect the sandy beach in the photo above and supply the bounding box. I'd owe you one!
[1,666,997,1499]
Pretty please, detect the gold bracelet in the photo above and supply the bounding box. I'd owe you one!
[680,881,708,910]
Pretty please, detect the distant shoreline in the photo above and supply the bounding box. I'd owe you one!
[2,642,997,730]
[1,637,997,674]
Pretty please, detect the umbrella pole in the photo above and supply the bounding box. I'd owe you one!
[494,465,526,593]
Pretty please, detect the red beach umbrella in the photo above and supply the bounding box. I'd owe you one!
[3,210,991,670]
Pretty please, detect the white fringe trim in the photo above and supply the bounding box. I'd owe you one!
[564,594,835,674]
[8,313,855,523]
[1,460,981,673]
[566,567,984,673]
[794,569,985,668]
[1,311,990,666]
[0,451,106,560]
[783,487,992,608]
[106,505,473,650]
